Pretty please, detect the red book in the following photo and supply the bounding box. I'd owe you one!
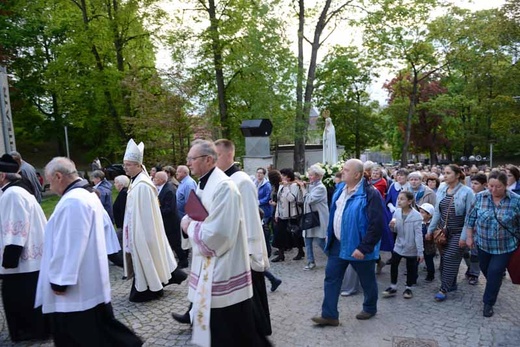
[185,190,208,221]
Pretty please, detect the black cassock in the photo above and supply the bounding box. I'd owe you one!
[1,270,49,341]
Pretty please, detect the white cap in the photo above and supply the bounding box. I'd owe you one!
[124,139,144,164]
[419,203,434,216]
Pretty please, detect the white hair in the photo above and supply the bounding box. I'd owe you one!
[307,164,325,177]
[45,157,78,177]
[114,175,130,188]
[408,171,423,180]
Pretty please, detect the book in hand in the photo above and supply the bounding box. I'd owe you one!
[185,190,208,221]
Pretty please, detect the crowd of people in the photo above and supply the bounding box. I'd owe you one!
[1,143,520,346]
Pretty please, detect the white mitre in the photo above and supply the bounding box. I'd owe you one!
[124,138,144,164]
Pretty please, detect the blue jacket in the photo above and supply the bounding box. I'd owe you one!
[427,182,474,235]
[96,179,113,221]
[256,178,272,219]
[325,179,384,261]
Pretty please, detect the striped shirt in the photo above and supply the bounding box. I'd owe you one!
[438,194,465,234]
[466,190,520,254]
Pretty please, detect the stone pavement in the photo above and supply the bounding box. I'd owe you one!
[1,249,520,347]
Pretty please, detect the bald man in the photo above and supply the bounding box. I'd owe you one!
[312,159,385,325]
[154,171,188,268]
[175,165,197,219]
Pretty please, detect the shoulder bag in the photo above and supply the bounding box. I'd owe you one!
[433,195,454,248]
[287,201,302,236]
[300,203,320,230]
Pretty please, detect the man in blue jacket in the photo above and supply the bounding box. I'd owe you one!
[312,159,384,325]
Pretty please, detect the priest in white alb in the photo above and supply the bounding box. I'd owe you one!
[0,154,48,342]
[35,157,142,346]
[175,139,267,347]
[122,139,187,302]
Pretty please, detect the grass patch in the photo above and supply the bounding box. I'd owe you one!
[40,194,60,218]
[39,186,119,218]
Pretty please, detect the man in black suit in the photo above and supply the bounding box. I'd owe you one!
[154,171,188,269]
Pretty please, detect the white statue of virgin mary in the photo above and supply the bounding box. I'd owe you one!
[322,111,337,164]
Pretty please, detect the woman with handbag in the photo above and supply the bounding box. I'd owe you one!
[300,164,329,270]
[272,168,304,262]
[465,171,520,317]
[426,164,474,302]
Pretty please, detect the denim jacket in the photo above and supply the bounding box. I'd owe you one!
[427,182,474,236]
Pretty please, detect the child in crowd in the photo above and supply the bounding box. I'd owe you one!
[461,173,487,285]
[383,191,424,299]
[419,203,436,282]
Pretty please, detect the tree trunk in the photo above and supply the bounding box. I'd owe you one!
[294,0,334,172]
[401,70,418,167]
[78,0,127,141]
[294,0,305,172]
[207,0,229,138]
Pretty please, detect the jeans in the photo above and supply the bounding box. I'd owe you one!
[463,247,481,277]
[321,238,378,319]
[477,247,514,306]
[424,253,435,276]
[305,237,325,263]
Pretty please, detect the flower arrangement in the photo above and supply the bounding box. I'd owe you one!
[317,161,345,189]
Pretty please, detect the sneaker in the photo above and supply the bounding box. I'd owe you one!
[270,278,282,292]
[434,290,447,302]
[468,276,478,285]
[382,287,397,298]
[303,262,316,270]
[355,311,375,320]
[341,290,358,297]
[403,289,413,299]
[311,316,339,326]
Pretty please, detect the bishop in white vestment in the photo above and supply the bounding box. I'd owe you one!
[122,139,187,302]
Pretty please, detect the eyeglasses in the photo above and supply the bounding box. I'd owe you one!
[186,155,208,162]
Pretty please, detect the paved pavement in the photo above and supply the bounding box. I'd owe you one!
[1,249,520,347]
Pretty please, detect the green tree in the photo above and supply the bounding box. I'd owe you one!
[1,0,165,161]
[167,0,296,155]
[364,0,442,167]
[429,6,520,160]
[314,45,382,158]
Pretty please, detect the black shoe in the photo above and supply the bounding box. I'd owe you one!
[172,311,191,324]
[483,304,494,317]
[167,268,188,286]
[178,259,189,269]
[425,274,435,282]
[271,278,282,292]
[271,255,285,262]
[293,251,305,261]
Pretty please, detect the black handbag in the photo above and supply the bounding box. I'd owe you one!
[287,201,301,236]
[300,205,320,230]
